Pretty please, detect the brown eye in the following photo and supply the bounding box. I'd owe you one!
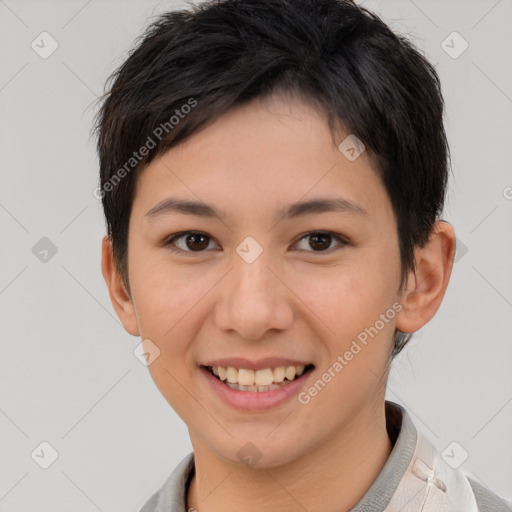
[184,233,210,251]
[309,233,332,251]
[164,230,348,255]
[294,231,348,252]
[165,231,218,253]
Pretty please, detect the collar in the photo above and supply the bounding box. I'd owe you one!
[142,400,479,512]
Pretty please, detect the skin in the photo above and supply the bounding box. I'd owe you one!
[102,93,456,512]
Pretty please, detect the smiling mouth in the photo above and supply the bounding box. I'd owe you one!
[202,364,315,392]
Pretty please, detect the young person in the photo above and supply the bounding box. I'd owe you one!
[94,0,512,510]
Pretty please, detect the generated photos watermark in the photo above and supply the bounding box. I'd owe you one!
[93,97,198,200]
[298,301,403,405]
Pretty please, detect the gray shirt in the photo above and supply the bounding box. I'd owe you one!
[140,400,512,511]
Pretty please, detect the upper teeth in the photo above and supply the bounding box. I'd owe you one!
[212,365,306,386]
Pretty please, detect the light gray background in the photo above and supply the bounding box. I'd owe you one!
[1,0,511,510]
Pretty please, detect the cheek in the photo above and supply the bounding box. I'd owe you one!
[291,262,392,329]
[129,255,210,337]
[131,261,205,412]
[288,248,400,358]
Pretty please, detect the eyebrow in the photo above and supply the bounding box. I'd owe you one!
[144,196,368,222]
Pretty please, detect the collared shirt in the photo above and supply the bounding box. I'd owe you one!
[140,401,512,511]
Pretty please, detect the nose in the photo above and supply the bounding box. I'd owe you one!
[213,250,294,341]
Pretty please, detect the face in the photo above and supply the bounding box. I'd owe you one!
[122,94,404,467]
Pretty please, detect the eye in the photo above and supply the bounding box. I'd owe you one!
[293,231,348,252]
[164,230,349,255]
[164,231,220,253]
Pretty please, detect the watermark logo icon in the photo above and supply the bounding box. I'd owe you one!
[236,442,262,467]
[236,236,263,264]
[441,441,469,469]
[31,31,59,59]
[133,338,161,366]
[441,31,469,59]
[32,237,58,263]
[31,441,59,469]
[338,134,365,161]
[454,237,468,263]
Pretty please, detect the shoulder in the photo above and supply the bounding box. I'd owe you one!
[139,452,195,512]
[466,476,512,512]
[139,491,159,512]
[384,403,511,512]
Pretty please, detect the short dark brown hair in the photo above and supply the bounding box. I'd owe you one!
[93,0,451,358]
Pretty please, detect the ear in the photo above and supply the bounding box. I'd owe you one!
[395,220,456,333]
[101,235,140,336]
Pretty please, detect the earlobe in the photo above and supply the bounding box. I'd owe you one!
[395,220,456,334]
[101,235,140,336]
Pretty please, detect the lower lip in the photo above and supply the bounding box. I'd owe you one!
[200,366,314,411]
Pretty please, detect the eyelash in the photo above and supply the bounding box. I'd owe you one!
[163,230,350,255]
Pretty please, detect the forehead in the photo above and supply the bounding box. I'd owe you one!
[131,94,393,228]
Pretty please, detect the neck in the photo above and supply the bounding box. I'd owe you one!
[187,401,393,512]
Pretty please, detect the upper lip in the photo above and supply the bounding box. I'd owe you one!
[201,357,313,371]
